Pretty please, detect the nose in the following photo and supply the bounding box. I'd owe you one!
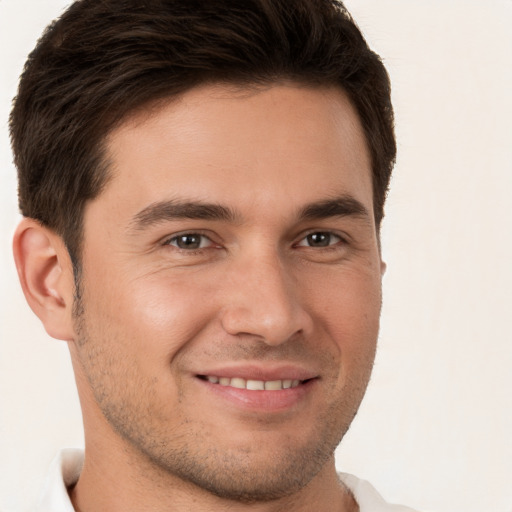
[219,250,313,346]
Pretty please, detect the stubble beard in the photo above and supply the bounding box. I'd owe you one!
[122,399,358,504]
[71,284,374,504]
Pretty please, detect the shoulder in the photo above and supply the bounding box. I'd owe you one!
[339,472,424,512]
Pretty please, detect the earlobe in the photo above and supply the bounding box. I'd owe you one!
[13,218,76,341]
[380,260,387,276]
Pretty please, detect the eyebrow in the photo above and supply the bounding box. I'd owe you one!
[129,199,239,231]
[298,196,371,223]
[129,194,371,232]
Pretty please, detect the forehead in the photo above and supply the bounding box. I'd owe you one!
[95,83,373,225]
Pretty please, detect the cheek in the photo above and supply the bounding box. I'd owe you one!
[303,266,381,367]
[84,266,222,358]
[306,265,381,328]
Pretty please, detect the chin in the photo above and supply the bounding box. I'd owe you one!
[165,446,330,503]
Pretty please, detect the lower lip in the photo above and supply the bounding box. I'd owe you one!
[196,377,316,412]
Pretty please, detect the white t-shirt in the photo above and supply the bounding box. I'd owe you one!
[35,449,421,511]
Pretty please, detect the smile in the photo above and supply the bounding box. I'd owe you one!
[198,375,304,390]
[195,371,318,411]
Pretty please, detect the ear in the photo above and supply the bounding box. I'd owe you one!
[13,218,77,341]
[380,260,387,276]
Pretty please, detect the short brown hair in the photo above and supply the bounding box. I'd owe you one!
[10,0,395,266]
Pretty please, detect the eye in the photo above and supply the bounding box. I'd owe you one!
[165,233,214,250]
[296,232,343,248]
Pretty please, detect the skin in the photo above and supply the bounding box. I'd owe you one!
[14,83,385,511]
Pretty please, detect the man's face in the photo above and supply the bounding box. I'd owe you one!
[71,84,383,500]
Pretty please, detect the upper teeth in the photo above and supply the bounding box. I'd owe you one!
[205,376,301,390]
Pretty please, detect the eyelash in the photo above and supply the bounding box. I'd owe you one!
[162,231,347,253]
[163,232,216,252]
[294,231,345,249]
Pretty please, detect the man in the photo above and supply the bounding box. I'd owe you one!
[10,0,416,510]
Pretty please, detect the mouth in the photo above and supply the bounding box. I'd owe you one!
[197,375,309,391]
[195,369,318,412]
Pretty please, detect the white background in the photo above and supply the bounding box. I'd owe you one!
[1,1,511,511]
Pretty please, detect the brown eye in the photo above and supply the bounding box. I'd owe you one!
[166,233,212,250]
[298,232,342,248]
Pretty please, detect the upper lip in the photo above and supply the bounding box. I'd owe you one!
[195,364,319,382]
